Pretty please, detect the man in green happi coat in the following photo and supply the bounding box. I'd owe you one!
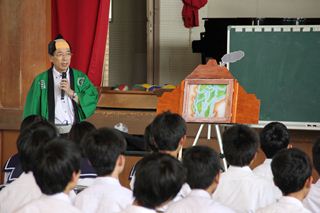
[23,35,98,133]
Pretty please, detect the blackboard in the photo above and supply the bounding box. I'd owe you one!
[228,25,320,128]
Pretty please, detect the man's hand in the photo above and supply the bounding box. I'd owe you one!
[60,79,73,97]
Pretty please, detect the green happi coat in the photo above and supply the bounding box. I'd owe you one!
[23,67,98,123]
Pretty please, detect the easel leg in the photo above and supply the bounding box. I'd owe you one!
[215,124,228,171]
[192,124,204,146]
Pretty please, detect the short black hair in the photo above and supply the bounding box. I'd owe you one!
[133,153,186,209]
[144,123,156,152]
[48,34,71,56]
[183,146,221,190]
[20,115,44,132]
[260,122,290,158]
[271,148,312,195]
[17,120,58,172]
[150,111,186,151]
[83,127,127,176]
[33,138,81,195]
[222,124,259,167]
[68,121,96,157]
[312,138,320,175]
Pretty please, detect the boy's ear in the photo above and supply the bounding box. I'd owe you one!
[118,155,125,167]
[305,176,313,188]
[72,171,80,182]
[179,135,187,146]
[214,171,221,184]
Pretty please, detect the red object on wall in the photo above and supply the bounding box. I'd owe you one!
[182,0,208,28]
[51,0,110,86]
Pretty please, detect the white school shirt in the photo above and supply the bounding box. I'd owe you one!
[75,176,133,213]
[16,192,81,213]
[212,166,277,213]
[166,189,235,213]
[52,67,74,125]
[257,196,311,213]
[303,179,320,213]
[253,159,282,199]
[119,205,157,213]
[0,172,41,213]
[156,183,192,212]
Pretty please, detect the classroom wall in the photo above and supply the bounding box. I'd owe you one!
[158,0,320,85]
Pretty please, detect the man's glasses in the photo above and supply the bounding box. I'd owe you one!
[54,52,72,59]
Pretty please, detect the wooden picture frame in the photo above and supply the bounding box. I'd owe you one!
[182,79,234,123]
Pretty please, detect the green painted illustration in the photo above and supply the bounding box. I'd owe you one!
[190,84,227,118]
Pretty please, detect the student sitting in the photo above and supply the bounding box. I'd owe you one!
[75,127,133,213]
[166,146,234,213]
[0,120,57,213]
[212,124,277,212]
[120,153,186,213]
[129,111,191,211]
[254,121,291,198]
[257,148,312,213]
[16,138,82,213]
[303,138,320,212]
[2,115,44,184]
[68,121,97,188]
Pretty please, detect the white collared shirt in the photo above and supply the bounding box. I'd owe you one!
[166,189,235,213]
[253,158,282,199]
[253,159,273,181]
[0,172,42,213]
[257,196,311,213]
[212,166,277,213]
[156,183,191,212]
[119,205,157,213]
[16,192,80,213]
[52,67,74,125]
[75,176,133,213]
[303,179,320,213]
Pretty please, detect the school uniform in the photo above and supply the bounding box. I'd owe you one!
[166,189,235,213]
[0,172,41,213]
[303,179,320,213]
[212,166,277,213]
[75,176,133,213]
[119,205,157,213]
[76,158,97,187]
[2,153,22,184]
[16,192,80,213]
[257,196,311,213]
[3,155,97,187]
[253,159,273,181]
[253,159,283,198]
[156,183,192,212]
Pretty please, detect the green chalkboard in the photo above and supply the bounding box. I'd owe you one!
[228,25,320,124]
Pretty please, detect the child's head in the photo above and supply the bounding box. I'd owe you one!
[260,122,290,158]
[150,111,186,152]
[222,124,259,167]
[17,120,58,173]
[183,146,221,192]
[33,138,81,195]
[83,127,127,176]
[133,153,186,209]
[312,138,320,175]
[68,121,96,156]
[271,148,312,196]
[20,115,44,132]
